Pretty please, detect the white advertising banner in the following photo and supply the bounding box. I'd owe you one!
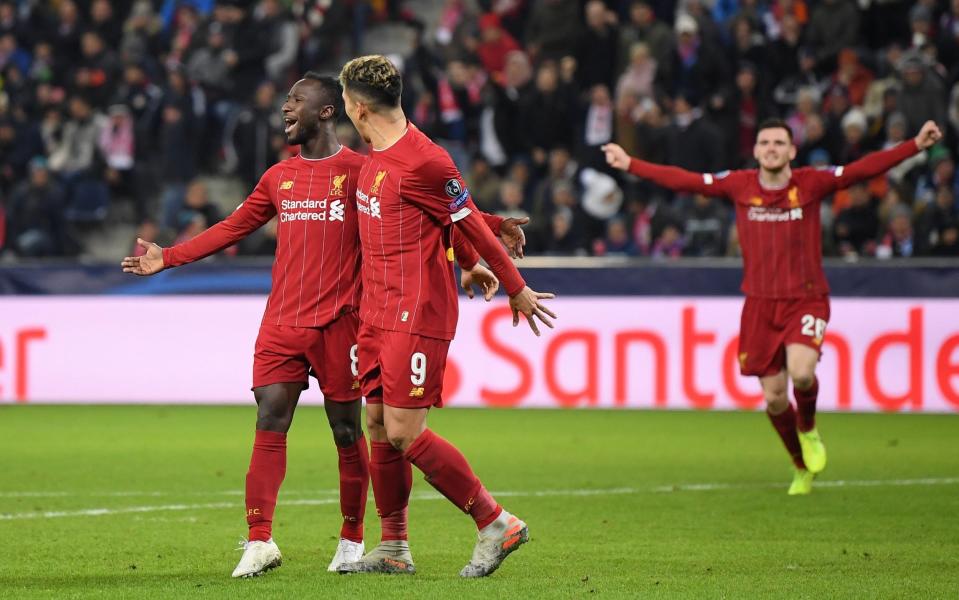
[1,296,958,412]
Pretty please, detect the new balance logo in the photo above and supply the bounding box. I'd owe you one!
[409,387,424,398]
[329,199,345,222]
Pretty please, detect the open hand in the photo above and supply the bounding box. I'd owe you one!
[500,216,528,258]
[509,286,557,336]
[461,263,499,301]
[120,238,165,276]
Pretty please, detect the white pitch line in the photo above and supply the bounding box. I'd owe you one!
[1,477,956,522]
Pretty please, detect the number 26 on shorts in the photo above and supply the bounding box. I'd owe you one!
[800,314,827,340]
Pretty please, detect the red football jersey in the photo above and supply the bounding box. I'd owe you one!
[355,124,521,340]
[628,140,920,298]
[163,148,364,327]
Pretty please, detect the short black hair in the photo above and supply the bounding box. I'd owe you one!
[303,71,344,118]
[757,118,794,142]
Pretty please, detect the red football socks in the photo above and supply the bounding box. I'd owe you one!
[245,429,287,542]
[370,440,412,541]
[767,404,806,470]
[337,434,370,543]
[794,377,819,433]
[404,429,502,530]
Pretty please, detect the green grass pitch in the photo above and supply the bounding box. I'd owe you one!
[1,406,957,599]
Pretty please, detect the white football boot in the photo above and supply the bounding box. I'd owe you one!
[327,538,365,572]
[459,510,529,578]
[232,538,282,578]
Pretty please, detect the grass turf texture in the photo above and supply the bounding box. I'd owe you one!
[1,406,957,599]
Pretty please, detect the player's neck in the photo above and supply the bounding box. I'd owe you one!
[300,129,340,160]
[367,110,409,151]
[758,165,792,189]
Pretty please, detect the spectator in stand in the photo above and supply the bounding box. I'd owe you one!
[919,185,959,255]
[231,80,281,188]
[680,193,729,257]
[523,60,575,166]
[157,68,199,229]
[176,179,221,236]
[494,179,529,221]
[616,42,657,104]
[618,1,673,79]
[90,0,123,49]
[6,156,66,257]
[0,101,45,193]
[834,182,880,259]
[884,112,927,186]
[46,0,84,60]
[476,12,520,84]
[838,108,870,164]
[47,95,105,180]
[577,83,614,166]
[763,0,808,41]
[465,155,501,213]
[601,217,637,256]
[488,50,533,163]
[99,103,138,218]
[669,13,729,107]
[665,94,723,174]
[898,52,946,137]
[651,222,684,259]
[876,204,916,258]
[829,49,873,108]
[805,0,859,71]
[525,0,581,61]
[727,15,766,74]
[576,1,619,92]
[543,206,586,256]
[258,0,298,83]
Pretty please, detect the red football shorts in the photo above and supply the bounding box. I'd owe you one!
[357,321,449,409]
[252,311,360,401]
[738,295,831,377]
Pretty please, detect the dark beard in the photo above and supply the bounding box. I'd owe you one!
[288,120,318,145]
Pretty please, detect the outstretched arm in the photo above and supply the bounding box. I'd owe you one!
[824,120,941,192]
[120,178,276,275]
[602,143,730,196]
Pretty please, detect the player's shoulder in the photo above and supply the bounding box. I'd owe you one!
[704,168,753,185]
[334,145,367,170]
[792,165,836,181]
[406,126,456,170]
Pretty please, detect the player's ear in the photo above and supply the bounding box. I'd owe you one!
[789,143,797,161]
[319,104,335,120]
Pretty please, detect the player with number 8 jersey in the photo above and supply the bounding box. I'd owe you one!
[122,74,372,577]
[604,117,943,495]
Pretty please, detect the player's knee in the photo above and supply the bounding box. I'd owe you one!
[386,433,413,452]
[764,391,789,413]
[330,420,359,447]
[790,371,815,391]
[255,401,293,432]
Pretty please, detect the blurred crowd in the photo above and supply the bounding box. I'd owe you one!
[2,0,959,261]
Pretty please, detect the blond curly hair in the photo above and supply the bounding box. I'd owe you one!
[339,55,403,110]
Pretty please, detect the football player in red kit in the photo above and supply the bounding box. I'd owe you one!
[604,118,942,494]
[336,54,556,577]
